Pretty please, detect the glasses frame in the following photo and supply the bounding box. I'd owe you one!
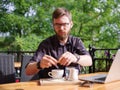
[54,23,70,28]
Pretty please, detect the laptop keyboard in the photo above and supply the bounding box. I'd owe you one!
[79,74,107,83]
[95,77,106,81]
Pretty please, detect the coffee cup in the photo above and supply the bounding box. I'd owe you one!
[48,69,64,79]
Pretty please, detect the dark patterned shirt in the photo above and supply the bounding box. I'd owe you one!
[29,35,89,78]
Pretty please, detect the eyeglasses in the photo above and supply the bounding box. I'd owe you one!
[54,23,70,27]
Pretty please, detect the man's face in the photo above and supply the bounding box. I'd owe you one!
[53,15,73,41]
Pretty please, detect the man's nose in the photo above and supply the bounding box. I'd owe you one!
[59,25,64,30]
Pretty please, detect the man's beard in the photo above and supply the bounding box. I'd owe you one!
[56,33,69,41]
[54,29,70,41]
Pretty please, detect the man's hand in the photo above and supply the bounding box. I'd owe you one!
[58,52,77,66]
[40,55,58,69]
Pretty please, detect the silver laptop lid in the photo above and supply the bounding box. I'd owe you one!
[105,49,120,83]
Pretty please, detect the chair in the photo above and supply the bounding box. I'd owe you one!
[0,54,15,84]
[20,55,39,82]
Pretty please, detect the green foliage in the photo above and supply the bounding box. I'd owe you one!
[3,34,44,51]
[0,0,120,51]
[20,34,46,51]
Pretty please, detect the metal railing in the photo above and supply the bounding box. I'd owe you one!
[0,51,35,62]
[89,46,118,73]
[0,46,119,73]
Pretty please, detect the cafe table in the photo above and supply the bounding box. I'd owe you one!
[0,72,120,90]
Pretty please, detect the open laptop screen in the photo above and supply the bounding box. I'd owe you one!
[79,49,120,84]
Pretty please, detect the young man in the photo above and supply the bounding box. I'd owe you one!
[25,7,92,78]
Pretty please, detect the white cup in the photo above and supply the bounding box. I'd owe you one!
[65,67,78,81]
[48,69,64,79]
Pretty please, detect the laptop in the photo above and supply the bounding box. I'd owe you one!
[79,49,120,84]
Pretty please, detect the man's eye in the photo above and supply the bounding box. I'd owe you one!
[54,23,69,27]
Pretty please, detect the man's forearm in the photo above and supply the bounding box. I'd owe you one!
[25,62,40,75]
[77,55,92,66]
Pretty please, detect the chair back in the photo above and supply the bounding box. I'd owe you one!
[0,54,15,84]
[20,55,39,82]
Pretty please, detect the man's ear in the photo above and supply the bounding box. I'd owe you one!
[70,21,73,28]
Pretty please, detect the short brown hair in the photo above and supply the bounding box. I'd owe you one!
[52,7,72,21]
